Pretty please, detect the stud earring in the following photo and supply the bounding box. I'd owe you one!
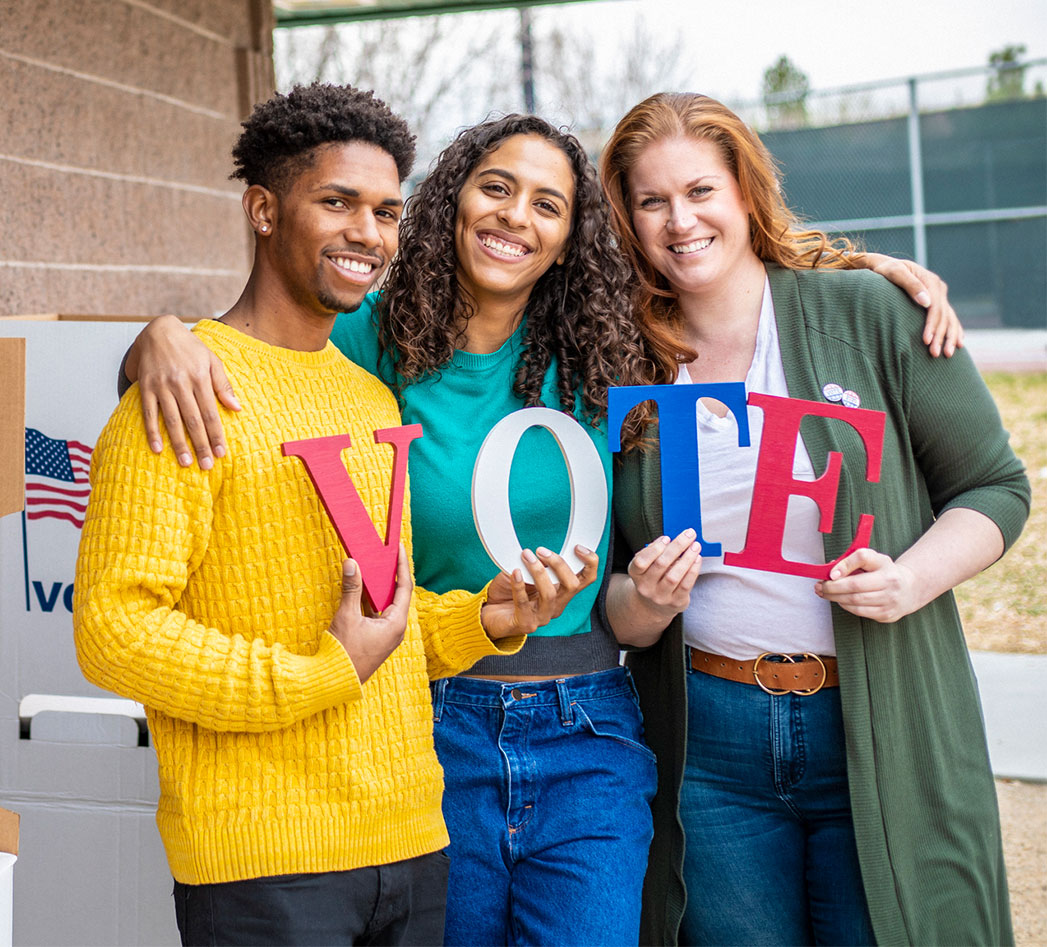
[260,223,269,233]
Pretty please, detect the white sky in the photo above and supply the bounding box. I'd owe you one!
[276,0,1045,161]
[545,0,1046,101]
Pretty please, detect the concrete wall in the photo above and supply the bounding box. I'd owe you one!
[0,0,275,317]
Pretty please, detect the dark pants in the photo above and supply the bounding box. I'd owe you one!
[173,851,449,947]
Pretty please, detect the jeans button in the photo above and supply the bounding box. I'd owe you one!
[511,688,523,700]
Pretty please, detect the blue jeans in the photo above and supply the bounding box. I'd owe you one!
[432,667,657,946]
[680,660,876,947]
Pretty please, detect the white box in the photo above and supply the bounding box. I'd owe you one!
[0,807,17,947]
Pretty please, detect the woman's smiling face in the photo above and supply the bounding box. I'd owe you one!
[627,135,758,301]
[454,133,575,312]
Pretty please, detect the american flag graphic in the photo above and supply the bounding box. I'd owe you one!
[24,428,93,529]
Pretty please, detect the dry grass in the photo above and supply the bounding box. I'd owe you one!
[958,371,1047,654]
[955,372,1047,945]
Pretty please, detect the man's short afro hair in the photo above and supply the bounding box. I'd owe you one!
[231,82,415,192]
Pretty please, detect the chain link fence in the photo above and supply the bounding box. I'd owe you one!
[730,62,1047,329]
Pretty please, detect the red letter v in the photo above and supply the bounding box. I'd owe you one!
[282,424,422,611]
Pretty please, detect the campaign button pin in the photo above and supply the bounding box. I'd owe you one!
[841,389,861,408]
[822,383,844,402]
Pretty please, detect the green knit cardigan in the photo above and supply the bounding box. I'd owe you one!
[604,265,1030,946]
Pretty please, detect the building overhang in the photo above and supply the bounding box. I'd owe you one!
[273,0,604,27]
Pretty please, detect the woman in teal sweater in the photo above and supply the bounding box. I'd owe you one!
[598,92,1029,946]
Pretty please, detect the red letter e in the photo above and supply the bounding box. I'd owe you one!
[723,394,884,579]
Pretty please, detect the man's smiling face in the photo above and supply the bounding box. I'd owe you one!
[269,141,403,315]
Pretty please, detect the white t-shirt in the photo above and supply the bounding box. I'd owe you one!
[678,278,836,659]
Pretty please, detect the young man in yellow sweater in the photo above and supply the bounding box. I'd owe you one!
[73,84,539,946]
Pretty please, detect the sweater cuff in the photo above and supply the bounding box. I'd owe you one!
[940,485,1030,554]
[417,583,526,676]
[280,632,363,720]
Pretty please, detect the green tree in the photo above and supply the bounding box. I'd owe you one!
[762,55,810,129]
[986,44,1028,102]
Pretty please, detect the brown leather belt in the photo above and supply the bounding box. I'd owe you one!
[690,647,839,695]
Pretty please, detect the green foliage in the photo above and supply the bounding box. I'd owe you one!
[762,55,810,129]
[986,43,1029,102]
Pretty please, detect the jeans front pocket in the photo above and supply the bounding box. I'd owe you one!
[573,692,659,766]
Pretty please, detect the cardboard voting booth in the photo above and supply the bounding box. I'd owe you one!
[0,317,179,946]
[0,341,24,947]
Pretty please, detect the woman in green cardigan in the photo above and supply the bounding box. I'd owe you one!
[597,93,1030,946]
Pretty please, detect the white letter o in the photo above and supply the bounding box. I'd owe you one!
[471,407,608,582]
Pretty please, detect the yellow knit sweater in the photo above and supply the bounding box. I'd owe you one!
[74,320,522,884]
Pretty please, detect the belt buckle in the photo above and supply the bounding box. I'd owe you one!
[753,652,827,696]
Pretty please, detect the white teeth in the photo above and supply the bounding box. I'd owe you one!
[670,238,713,254]
[331,257,373,273]
[480,235,527,257]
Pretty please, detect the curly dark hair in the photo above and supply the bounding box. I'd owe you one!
[377,114,652,438]
[231,82,416,191]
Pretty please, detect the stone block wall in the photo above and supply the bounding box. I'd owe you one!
[0,0,274,317]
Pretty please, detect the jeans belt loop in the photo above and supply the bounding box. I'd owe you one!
[555,678,574,727]
[431,677,447,722]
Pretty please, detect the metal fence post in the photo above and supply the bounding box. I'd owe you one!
[907,77,928,266]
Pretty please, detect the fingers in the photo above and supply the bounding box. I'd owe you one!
[923,292,955,358]
[904,264,961,358]
[136,319,231,468]
[885,259,930,309]
[142,369,219,469]
[182,353,236,464]
[479,568,536,639]
[484,570,514,605]
[866,255,965,360]
[938,298,964,357]
[814,548,916,623]
[383,543,414,620]
[153,386,197,468]
[211,357,242,413]
[140,388,164,455]
[331,559,364,622]
[630,534,672,572]
[182,375,221,469]
[662,540,703,594]
[826,547,884,581]
[628,528,702,611]
[536,546,583,591]
[484,544,600,637]
[509,568,530,611]
[572,544,600,589]
[630,529,698,583]
[521,548,558,625]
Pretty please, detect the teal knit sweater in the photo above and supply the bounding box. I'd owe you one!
[330,295,619,676]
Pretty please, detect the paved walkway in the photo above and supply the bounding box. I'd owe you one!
[971,650,1047,782]
[964,328,1047,372]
